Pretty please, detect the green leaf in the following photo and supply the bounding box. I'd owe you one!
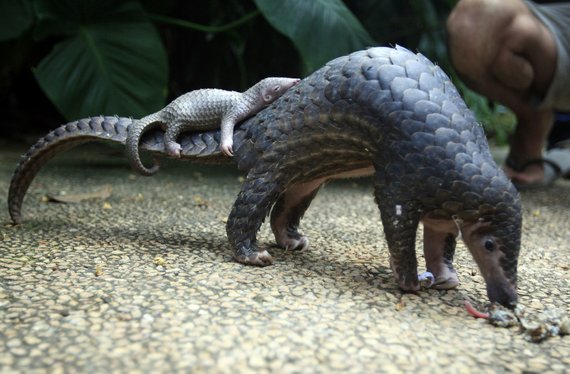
[455,80,515,145]
[254,0,375,73]
[33,0,167,120]
[0,0,34,41]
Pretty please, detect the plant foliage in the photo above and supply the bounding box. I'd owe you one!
[33,0,168,119]
[0,0,167,120]
[0,0,34,41]
[254,0,375,73]
[0,0,515,143]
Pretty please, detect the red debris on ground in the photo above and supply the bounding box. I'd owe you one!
[464,300,490,319]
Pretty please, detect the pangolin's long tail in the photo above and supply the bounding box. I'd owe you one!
[8,116,228,224]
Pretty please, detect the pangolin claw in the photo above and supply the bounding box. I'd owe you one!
[234,249,273,266]
[418,271,435,288]
[220,142,234,157]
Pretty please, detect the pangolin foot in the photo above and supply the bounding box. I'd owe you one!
[431,276,460,290]
[165,141,182,158]
[396,277,421,292]
[276,230,310,251]
[391,262,420,292]
[234,249,273,266]
[220,142,234,157]
[428,267,459,289]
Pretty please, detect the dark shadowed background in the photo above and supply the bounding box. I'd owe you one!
[0,0,516,143]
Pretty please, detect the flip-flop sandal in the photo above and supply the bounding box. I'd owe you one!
[505,149,570,189]
[550,140,570,179]
[545,147,570,180]
[549,138,570,151]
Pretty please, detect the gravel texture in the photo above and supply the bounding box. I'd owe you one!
[1,141,569,373]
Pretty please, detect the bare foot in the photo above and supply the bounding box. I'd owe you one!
[503,160,545,185]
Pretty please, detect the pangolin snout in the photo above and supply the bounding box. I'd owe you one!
[487,282,518,308]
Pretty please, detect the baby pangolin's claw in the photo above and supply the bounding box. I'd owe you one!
[220,143,234,157]
[165,141,182,158]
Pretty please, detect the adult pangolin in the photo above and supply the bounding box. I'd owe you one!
[7,46,522,307]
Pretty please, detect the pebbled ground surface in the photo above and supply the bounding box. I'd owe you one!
[1,140,569,373]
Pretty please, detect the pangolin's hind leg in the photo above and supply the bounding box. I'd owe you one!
[422,226,459,289]
[164,120,185,158]
[270,179,323,251]
[227,165,284,266]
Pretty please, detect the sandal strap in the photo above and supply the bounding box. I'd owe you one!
[505,156,562,177]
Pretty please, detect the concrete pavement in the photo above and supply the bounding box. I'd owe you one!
[1,140,569,373]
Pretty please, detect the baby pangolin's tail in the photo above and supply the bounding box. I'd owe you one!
[125,112,162,176]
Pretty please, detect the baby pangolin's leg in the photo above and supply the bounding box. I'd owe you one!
[163,121,185,158]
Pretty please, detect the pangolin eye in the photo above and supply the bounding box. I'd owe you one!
[274,85,281,92]
[484,239,495,251]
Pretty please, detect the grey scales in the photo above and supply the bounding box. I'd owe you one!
[7,45,522,307]
[126,77,300,175]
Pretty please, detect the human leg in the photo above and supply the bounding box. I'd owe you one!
[447,0,559,185]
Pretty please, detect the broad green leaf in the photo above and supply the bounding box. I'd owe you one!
[0,0,34,41]
[33,0,167,120]
[254,0,375,73]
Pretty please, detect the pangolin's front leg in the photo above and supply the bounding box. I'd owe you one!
[270,180,323,251]
[375,182,421,292]
[219,112,239,157]
[226,164,284,266]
